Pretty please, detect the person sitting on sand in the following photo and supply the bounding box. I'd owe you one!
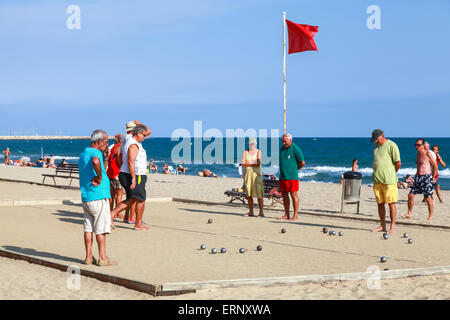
[148,159,158,173]
[162,162,170,174]
[398,174,414,189]
[177,161,187,175]
[203,169,218,178]
[36,158,45,168]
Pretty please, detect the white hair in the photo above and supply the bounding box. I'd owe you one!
[90,129,107,143]
[282,133,292,141]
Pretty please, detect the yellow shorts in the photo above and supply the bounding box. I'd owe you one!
[373,183,398,204]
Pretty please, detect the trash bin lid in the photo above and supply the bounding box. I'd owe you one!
[343,171,362,180]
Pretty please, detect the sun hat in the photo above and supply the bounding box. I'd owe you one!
[248,137,257,145]
[126,121,136,132]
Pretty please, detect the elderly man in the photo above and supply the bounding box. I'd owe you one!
[371,129,401,234]
[402,138,438,221]
[277,133,305,221]
[79,129,117,266]
[111,125,152,230]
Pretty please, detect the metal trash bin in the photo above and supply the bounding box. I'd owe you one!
[341,171,362,213]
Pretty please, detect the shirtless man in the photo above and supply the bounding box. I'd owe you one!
[2,148,10,165]
[402,139,438,221]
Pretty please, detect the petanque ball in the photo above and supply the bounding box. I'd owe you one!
[239,248,246,254]
[338,231,344,236]
[221,248,227,253]
[257,245,262,251]
[403,233,409,238]
[200,244,206,250]
[383,233,389,240]
[380,256,387,263]
[331,231,336,236]
[322,227,328,234]
[281,228,286,234]
[211,248,217,254]
[208,219,213,224]
[408,238,413,244]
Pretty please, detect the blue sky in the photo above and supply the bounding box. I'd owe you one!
[0,0,449,137]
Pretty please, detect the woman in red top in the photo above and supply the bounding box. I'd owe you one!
[432,145,446,203]
[107,134,125,212]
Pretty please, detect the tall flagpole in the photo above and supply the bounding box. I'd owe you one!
[282,12,287,133]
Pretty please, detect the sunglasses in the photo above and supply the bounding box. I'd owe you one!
[415,143,423,147]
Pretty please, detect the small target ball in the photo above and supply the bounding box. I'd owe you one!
[256,245,262,251]
[408,238,413,244]
[221,248,227,253]
[383,233,389,240]
[403,233,409,238]
[239,248,246,254]
[380,256,387,263]
[208,219,213,224]
[322,227,328,234]
[338,231,344,236]
[211,248,217,254]
[281,228,286,233]
[200,244,206,250]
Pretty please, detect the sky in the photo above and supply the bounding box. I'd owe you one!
[0,0,449,137]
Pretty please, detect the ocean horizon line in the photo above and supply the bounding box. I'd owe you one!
[1,136,450,140]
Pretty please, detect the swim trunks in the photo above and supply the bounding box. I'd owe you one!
[410,174,433,198]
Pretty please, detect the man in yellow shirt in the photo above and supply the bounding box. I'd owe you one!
[371,129,401,234]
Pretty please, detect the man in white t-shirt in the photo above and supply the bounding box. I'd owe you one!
[111,124,152,230]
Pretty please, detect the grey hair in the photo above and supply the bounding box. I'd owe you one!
[282,133,293,141]
[131,125,147,136]
[90,129,107,143]
[424,141,430,146]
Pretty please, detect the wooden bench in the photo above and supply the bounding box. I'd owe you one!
[42,164,79,186]
[224,178,283,206]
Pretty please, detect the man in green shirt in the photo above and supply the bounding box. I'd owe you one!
[371,129,401,234]
[277,133,305,221]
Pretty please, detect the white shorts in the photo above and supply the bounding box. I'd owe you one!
[82,199,111,235]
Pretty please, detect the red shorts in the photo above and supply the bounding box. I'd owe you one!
[279,179,299,192]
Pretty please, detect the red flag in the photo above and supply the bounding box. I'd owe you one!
[285,20,318,54]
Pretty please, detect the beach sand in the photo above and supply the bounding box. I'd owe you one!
[1,166,450,299]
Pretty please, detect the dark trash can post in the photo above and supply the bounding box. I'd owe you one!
[341,171,362,214]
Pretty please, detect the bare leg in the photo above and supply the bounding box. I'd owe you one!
[129,202,136,222]
[436,185,443,203]
[289,191,299,221]
[109,185,116,211]
[245,197,254,216]
[257,198,264,217]
[402,193,414,218]
[388,202,396,233]
[425,196,434,220]
[277,192,290,220]
[111,198,133,226]
[134,200,149,230]
[84,232,93,261]
[373,203,387,232]
[96,234,107,260]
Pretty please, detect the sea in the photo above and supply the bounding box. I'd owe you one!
[1,137,449,190]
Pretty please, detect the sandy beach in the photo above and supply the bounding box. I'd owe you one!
[1,165,450,299]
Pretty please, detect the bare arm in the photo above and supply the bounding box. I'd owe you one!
[128,144,139,189]
[394,161,401,172]
[427,153,438,181]
[298,160,305,170]
[437,154,446,167]
[133,120,152,137]
[91,156,102,187]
